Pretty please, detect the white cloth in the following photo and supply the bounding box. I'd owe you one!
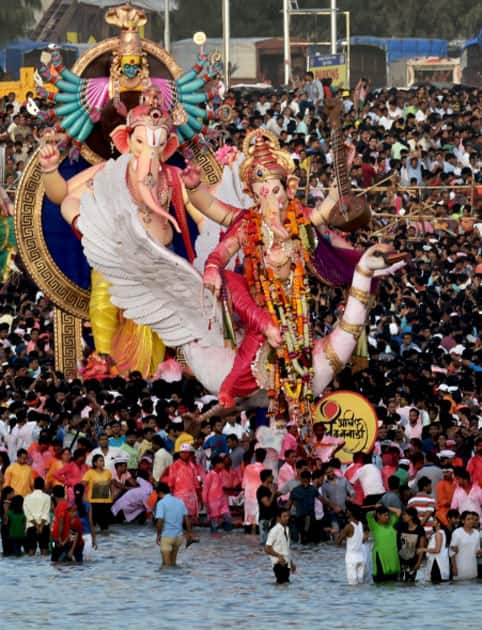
[265,522,291,566]
[153,448,173,482]
[8,421,37,461]
[23,489,51,528]
[345,520,366,585]
[352,464,385,496]
[222,422,245,440]
[425,529,450,581]
[451,528,480,580]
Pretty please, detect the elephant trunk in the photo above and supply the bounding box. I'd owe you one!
[135,145,180,232]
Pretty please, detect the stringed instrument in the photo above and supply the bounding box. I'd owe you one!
[325,96,371,232]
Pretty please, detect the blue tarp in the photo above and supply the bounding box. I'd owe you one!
[350,37,448,63]
[463,29,482,51]
[2,39,81,79]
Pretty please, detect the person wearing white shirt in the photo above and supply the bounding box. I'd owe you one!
[265,115,284,137]
[152,434,173,482]
[8,414,37,462]
[87,433,122,469]
[255,96,271,116]
[387,103,403,121]
[265,509,296,583]
[24,477,51,555]
[351,454,386,505]
[222,416,244,441]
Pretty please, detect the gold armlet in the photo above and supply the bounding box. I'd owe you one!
[339,320,365,339]
[349,287,371,306]
[221,209,233,227]
[355,264,373,278]
[186,182,202,193]
[324,339,344,376]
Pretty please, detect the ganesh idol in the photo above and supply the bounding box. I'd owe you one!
[38,87,235,377]
[34,3,229,377]
[78,126,404,424]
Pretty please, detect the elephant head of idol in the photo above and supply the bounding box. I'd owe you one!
[240,129,298,241]
[110,88,180,230]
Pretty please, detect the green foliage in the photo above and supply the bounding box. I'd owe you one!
[0,1,41,47]
[171,0,481,40]
[339,0,482,39]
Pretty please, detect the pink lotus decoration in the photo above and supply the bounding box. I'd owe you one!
[216,144,239,167]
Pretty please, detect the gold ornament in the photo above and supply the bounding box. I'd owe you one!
[171,103,188,126]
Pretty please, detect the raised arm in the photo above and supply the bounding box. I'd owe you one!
[312,244,405,395]
[180,162,242,228]
[39,141,104,227]
[203,218,244,298]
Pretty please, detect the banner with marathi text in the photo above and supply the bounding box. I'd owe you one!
[313,390,378,463]
[309,53,347,89]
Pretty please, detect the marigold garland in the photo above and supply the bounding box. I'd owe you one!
[243,198,317,424]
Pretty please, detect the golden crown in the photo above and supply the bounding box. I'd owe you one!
[239,129,295,188]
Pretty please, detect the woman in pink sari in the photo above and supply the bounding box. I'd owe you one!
[242,448,266,531]
[202,457,232,532]
[167,444,200,518]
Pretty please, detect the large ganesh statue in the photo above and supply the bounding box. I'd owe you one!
[15,3,226,377]
[78,124,404,424]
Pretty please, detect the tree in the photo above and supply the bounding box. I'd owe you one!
[171,0,481,41]
[0,1,41,47]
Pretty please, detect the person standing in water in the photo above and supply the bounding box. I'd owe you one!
[265,507,296,584]
[337,503,367,585]
[367,505,401,583]
[155,482,193,568]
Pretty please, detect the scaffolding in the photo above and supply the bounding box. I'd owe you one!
[283,2,351,87]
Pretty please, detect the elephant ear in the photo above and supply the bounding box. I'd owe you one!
[162,132,179,162]
[110,125,130,155]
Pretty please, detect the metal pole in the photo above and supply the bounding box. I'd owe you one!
[164,0,170,53]
[346,10,350,89]
[283,0,290,85]
[330,0,337,55]
[222,0,230,88]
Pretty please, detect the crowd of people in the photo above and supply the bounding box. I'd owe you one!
[0,78,481,584]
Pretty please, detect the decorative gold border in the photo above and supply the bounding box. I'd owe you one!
[54,308,83,378]
[14,149,91,320]
[72,37,183,79]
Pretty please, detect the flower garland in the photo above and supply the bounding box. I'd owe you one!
[243,198,317,424]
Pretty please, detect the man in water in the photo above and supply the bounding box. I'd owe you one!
[155,482,193,567]
[265,507,296,584]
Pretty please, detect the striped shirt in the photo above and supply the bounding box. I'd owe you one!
[407,493,436,537]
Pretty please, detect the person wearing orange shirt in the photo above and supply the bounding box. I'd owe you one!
[435,467,457,526]
[4,448,34,496]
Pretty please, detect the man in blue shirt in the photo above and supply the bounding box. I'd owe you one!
[108,421,126,447]
[203,417,228,459]
[155,482,193,567]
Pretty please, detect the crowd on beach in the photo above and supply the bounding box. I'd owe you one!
[0,78,481,584]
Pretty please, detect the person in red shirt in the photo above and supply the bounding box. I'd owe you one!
[361,155,377,188]
[51,485,71,561]
[467,437,482,487]
[67,507,84,562]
